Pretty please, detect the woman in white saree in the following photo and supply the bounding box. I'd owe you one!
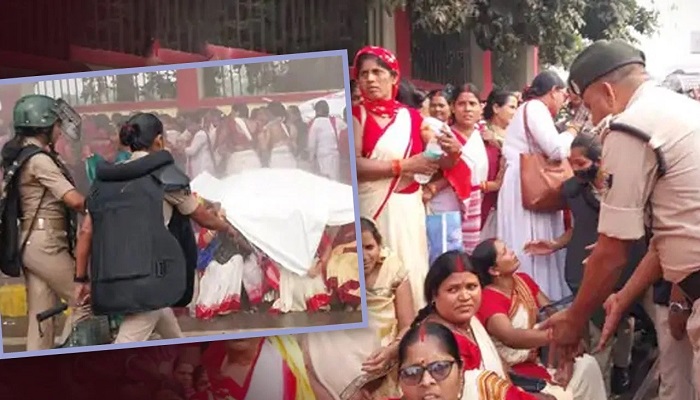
[223,108,263,175]
[496,71,581,301]
[471,239,607,400]
[352,46,460,311]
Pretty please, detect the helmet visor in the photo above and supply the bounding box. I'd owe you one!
[54,98,82,141]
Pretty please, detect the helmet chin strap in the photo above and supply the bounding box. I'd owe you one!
[41,130,56,153]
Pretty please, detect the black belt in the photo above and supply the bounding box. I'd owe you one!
[678,269,700,303]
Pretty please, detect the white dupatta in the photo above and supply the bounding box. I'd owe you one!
[460,128,490,186]
[243,340,286,399]
[464,317,574,400]
[461,318,510,400]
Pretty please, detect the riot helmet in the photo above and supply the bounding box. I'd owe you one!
[12,94,82,141]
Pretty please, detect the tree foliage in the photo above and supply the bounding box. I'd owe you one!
[378,0,659,67]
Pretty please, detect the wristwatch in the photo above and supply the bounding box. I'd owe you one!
[669,301,691,313]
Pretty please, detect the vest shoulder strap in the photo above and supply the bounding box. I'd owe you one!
[608,122,668,178]
[151,163,191,193]
[2,146,45,185]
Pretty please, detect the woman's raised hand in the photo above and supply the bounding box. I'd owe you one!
[437,129,461,156]
[523,240,558,256]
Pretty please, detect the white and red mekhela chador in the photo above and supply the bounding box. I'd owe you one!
[198,337,315,400]
[428,125,489,254]
[269,231,333,313]
[354,103,429,312]
[455,125,489,254]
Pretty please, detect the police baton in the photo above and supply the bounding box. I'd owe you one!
[36,303,69,338]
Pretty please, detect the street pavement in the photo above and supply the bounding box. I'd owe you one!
[1,310,362,353]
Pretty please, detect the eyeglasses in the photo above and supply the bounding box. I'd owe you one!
[399,360,456,385]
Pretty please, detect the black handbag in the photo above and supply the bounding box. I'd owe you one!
[508,372,546,393]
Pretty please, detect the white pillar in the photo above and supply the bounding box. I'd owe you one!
[367,3,397,51]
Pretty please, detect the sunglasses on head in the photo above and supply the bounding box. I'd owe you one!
[399,360,456,385]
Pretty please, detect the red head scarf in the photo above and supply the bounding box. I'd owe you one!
[352,46,402,118]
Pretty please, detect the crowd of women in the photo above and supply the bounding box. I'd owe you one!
[304,44,627,400]
[46,100,360,320]
[3,41,681,398]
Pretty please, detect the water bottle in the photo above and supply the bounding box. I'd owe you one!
[415,117,446,184]
[414,139,443,184]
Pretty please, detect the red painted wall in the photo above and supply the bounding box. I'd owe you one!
[391,8,493,94]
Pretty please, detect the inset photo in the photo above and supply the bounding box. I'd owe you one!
[0,50,367,358]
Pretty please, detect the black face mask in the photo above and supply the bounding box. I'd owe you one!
[574,164,599,182]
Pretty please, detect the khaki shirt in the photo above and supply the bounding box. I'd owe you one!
[599,81,700,283]
[18,137,75,221]
[126,151,199,225]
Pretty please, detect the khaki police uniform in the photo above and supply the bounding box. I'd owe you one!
[113,150,199,344]
[568,39,700,397]
[597,81,700,396]
[18,136,89,350]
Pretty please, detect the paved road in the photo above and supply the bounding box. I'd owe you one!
[1,310,363,353]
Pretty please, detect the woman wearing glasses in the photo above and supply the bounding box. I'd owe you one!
[389,322,547,400]
[382,251,563,399]
[388,322,465,400]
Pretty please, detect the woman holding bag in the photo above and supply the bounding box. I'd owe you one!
[496,71,582,301]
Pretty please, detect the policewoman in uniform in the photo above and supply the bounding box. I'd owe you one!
[74,112,245,344]
[0,94,88,350]
[540,39,700,396]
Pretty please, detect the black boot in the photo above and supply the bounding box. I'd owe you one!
[611,366,631,395]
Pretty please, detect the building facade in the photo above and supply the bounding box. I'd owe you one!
[0,0,539,119]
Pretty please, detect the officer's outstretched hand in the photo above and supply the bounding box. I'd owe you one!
[594,292,624,353]
[538,309,584,367]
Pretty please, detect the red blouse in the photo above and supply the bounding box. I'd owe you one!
[476,273,551,381]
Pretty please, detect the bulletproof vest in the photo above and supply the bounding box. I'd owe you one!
[0,145,44,277]
[88,150,197,315]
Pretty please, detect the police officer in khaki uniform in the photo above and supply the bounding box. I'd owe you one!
[74,112,245,344]
[541,39,700,396]
[3,94,89,350]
